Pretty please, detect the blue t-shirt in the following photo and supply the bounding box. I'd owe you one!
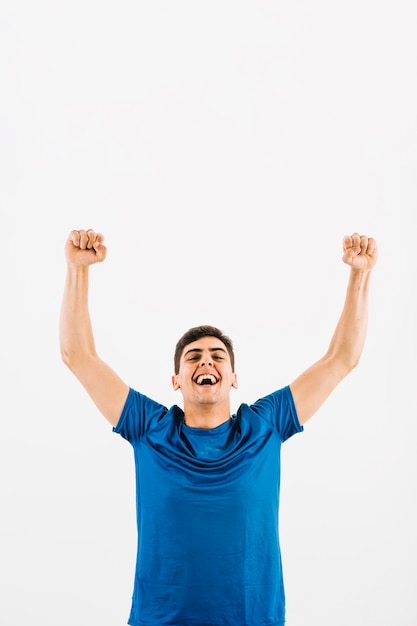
[114,385,303,626]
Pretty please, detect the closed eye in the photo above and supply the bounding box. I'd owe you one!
[183,347,228,362]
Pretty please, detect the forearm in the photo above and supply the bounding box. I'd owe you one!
[326,268,372,374]
[59,265,97,367]
[290,233,377,424]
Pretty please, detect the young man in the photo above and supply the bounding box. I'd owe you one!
[60,229,377,626]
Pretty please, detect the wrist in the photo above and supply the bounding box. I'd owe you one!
[66,262,90,274]
[348,266,371,291]
[350,266,373,275]
[65,264,91,287]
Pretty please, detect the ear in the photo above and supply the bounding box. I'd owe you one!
[172,374,180,391]
[231,373,238,389]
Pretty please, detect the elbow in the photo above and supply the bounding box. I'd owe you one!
[327,350,361,380]
[349,354,361,370]
[60,342,97,373]
[60,346,75,370]
[60,344,87,372]
[341,354,361,377]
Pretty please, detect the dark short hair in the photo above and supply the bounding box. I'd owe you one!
[174,325,235,374]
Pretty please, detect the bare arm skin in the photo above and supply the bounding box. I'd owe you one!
[290,232,378,425]
[59,229,129,426]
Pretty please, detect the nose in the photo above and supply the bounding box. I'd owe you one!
[200,354,213,367]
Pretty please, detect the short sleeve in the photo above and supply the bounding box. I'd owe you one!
[250,385,303,442]
[113,387,169,445]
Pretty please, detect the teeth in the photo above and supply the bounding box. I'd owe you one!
[196,374,217,385]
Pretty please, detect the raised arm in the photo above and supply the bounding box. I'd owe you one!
[59,229,129,426]
[290,232,378,425]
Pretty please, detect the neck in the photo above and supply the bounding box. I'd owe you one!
[183,402,231,429]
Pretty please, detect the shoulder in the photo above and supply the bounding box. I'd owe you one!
[245,386,303,441]
[113,387,172,442]
[249,386,295,413]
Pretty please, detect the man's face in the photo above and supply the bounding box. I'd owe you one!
[172,336,238,406]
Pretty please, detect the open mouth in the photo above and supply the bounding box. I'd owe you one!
[195,374,218,386]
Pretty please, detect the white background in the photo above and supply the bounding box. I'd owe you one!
[1,1,416,624]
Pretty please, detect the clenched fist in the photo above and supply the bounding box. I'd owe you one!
[65,229,107,267]
[342,232,378,272]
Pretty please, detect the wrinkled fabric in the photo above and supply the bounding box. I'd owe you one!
[114,386,303,626]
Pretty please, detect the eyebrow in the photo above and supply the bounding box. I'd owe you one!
[183,347,228,358]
